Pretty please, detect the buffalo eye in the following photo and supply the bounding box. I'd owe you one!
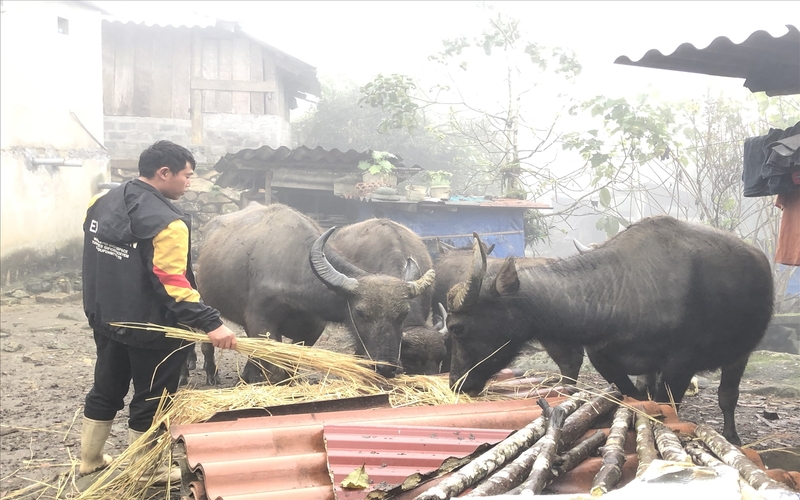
[449,324,465,337]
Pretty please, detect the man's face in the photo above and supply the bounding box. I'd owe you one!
[160,162,193,200]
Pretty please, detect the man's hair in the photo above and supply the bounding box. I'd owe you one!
[138,140,197,178]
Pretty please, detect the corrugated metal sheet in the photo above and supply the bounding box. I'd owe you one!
[325,424,514,500]
[171,395,682,500]
[213,146,422,191]
[615,25,800,96]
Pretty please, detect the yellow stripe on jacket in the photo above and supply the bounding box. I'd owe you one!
[152,219,201,303]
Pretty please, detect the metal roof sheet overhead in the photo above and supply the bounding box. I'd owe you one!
[615,25,800,96]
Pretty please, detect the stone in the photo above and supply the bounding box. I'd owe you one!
[0,330,10,338]
[196,212,215,223]
[178,202,202,213]
[183,190,198,202]
[9,289,28,299]
[189,178,215,193]
[35,293,68,304]
[57,312,84,322]
[0,298,20,307]
[198,191,232,204]
[30,326,67,333]
[22,353,44,365]
[200,204,219,213]
[25,281,52,294]
[2,342,24,353]
[220,203,239,214]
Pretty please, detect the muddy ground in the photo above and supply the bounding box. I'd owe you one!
[1,298,799,498]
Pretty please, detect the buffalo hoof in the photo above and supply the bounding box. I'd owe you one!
[206,373,221,386]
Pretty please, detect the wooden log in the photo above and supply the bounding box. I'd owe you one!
[466,390,620,497]
[653,421,691,463]
[695,424,794,492]
[413,393,589,500]
[681,437,724,468]
[554,429,606,476]
[590,405,632,496]
[518,406,568,495]
[634,412,657,477]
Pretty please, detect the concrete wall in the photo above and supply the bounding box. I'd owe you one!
[0,1,109,275]
[104,113,292,166]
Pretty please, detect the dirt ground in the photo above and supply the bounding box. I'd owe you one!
[1,299,799,498]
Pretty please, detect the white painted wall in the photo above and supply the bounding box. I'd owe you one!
[0,1,109,259]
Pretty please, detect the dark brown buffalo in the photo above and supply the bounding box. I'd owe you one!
[445,216,773,445]
[331,219,445,375]
[195,203,434,383]
[432,240,581,378]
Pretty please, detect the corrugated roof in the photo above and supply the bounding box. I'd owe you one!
[213,146,422,191]
[325,424,514,500]
[171,394,687,500]
[615,25,800,96]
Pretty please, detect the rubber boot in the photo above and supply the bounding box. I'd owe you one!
[128,429,180,485]
[79,417,114,476]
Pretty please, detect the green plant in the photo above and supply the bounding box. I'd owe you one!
[424,170,452,186]
[358,151,397,175]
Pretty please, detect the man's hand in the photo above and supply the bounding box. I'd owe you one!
[207,324,237,350]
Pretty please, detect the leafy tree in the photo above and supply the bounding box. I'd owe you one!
[294,78,481,182]
[558,91,799,306]
[359,7,581,198]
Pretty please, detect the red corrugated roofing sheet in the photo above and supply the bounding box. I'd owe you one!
[324,424,514,500]
[171,396,678,500]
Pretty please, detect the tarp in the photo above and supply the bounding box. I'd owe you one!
[355,202,527,258]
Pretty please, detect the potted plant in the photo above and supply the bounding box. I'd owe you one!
[424,170,452,200]
[358,151,398,187]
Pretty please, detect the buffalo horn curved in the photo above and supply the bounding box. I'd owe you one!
[573,238,592,254]
[406,269,435,298]
[309,227,358,294]
[447,232,487,311]
[437,302,448,335]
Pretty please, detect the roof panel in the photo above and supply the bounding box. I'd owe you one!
[171,395,687,500]
[324,424,514,500]
[615,25,800,96]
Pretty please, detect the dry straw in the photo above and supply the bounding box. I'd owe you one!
[16,323,631,500]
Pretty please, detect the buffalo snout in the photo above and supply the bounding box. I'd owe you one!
[376,362,403,378]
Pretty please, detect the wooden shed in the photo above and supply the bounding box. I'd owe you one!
[99,9,320,166]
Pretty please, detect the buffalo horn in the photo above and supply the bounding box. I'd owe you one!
[310,227,358,294]
[437,302,448,335]
[403,257,421,281]
[406,269,435,298]
[448,232,488,311]
[573,239,592,254]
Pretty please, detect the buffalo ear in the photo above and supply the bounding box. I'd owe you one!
[491,257,519,296]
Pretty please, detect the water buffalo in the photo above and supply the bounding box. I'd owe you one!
[446,216,773,445]
[433,239,581,378]
[195,203,435,383]
[330,218,445,375]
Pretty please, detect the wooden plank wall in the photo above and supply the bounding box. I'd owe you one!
[102,23,287,119]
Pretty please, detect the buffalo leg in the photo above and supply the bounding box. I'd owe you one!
[187,345,197,370]
[201,342,220,385]
[654,370,693,407]
[540,339,583,384]
[717,354,749,446]
[586,349,646,400]
[243,307,284,384]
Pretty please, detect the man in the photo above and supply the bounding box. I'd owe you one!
[80,141,237,479]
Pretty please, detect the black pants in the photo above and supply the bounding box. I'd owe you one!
[84,331,189,432]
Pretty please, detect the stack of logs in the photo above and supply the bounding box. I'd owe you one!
[410,389,798,499]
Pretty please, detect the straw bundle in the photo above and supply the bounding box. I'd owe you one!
[110,322,390,385]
